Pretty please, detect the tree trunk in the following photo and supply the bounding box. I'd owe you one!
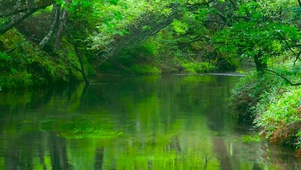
[73,44,90,85]
[254,53,267,74]
[38,4,61,49]
[64,23,90,85]
[0,4,50,35]
[54,0,71,50]
[0,0,53,17]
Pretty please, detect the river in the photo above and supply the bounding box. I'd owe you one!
[0,75,300,170]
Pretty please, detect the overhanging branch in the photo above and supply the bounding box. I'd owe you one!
[276,31,301,66]
[266,69,301,86]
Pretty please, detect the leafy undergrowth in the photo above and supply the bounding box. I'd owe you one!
[0,29,84,89]
[241,134,261,143]
[228,71,283,122]
[255,87,301,151]
[229,63,301,153]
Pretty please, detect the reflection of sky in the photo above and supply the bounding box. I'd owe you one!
[0,75,299,170]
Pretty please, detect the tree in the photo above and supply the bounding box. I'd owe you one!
[89,1,213,66]
[0,0,53,35]
[212,1,300,74]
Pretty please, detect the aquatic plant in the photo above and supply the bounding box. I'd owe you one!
[241,134,261,143]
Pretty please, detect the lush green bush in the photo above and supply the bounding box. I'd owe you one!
[181,61,215,73]
[255,87,301,147]
[229,62,301,151]
[131,64,161,75]
[228,71,283,122]
[0,29,83,89]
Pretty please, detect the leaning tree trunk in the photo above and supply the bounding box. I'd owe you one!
[0,0,53,35]
[38,3,61,49]
[0,4,50,35]
[54,0,71,50]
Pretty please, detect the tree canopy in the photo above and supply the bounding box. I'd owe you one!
[0,0,301,88]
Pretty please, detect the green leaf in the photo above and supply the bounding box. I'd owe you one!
[113,31,124,36]
[109,0,119,5]
[0,52,11,61]
[11,68,17,74]
[114,11,123,20]
[142,25,151,30]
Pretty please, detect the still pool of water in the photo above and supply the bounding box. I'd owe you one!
[0,75,300,170]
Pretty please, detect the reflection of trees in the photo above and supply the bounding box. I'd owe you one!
[49,133,72,170]
[1,75,299,169]
[212,137,233,170]
[0,75,238,169]
[1,132,72,169]
[94,148,104,170]
[0,86,80,169]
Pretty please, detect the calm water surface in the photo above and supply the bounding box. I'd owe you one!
[0,75,300,170]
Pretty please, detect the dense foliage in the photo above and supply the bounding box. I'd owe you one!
[229,61,301,152]
[1,0,301,153]
[1,0,300,86]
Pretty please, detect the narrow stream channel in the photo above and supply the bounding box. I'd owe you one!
[0,75,300,169]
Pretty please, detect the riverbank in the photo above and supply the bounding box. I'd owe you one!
[0,27,238,91]
[229,62,301,155]
[0,29,88,90]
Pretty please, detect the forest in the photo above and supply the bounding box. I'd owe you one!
[1,0,301,155]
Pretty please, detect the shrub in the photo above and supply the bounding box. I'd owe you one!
[182,62,215,73]
[229,62,301,151]
[131,64,161,75]
[255,87,301,147]
[228,71,283,122]
[0,29,83,89]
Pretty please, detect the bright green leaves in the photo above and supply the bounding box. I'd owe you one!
[55,0,64,5]
[214,19,299,60]
[236,1,260,16]
[211,0,300,67]
[0,52,11,61]
[255,87,301,145]
[70,0,92,8]
[142,25,151,31]
[59,0,120,13]
[114,11,123,20]
[172,20,189,35]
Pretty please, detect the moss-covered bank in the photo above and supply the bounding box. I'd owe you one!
[0,29,87,90]
[229,63,301,154]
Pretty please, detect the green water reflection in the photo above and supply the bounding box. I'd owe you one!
[0,75,299,170]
